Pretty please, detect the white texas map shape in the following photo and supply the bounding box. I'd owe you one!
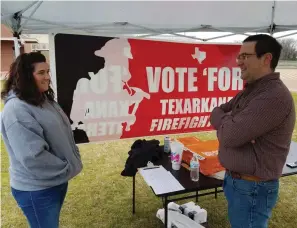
[192,47,206,64]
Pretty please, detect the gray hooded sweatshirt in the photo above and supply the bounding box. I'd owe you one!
[1,91,83,191]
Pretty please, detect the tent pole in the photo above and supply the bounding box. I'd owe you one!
[10,12,22,58]
[13,35,20,58]
[18,1,43,33]
[270,1,276,35]
[138,25,268,40]
[204,26,269,41]
[21,16,94,34]
[128,23,206,41]
[277,26,297,30]
[12,1,39,58]
[275,31,297,39]
[141,32,206,42]
[19,1,40,14]
[20,16,127,35]
[138,25,268,42]
[204,33,245,41]
[75,23,121,30]
[137,25,208,38]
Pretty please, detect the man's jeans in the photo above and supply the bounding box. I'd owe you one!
[11,182,68,228]
[223,173,279,228]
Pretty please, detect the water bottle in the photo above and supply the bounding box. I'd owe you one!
[164,136,170,153]
[190,154,200,182]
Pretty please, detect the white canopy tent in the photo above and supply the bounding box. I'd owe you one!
[2,1,297,36]
[1,0,297,56]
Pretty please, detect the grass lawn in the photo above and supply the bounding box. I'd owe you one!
[0,80,4,110]
[1,93,297,228]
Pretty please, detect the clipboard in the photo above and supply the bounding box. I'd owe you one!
[139,162,185,195]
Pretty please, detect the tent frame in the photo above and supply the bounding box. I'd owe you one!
[2,0,297,58]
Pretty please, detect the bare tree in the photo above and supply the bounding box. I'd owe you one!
[278,38,297,60]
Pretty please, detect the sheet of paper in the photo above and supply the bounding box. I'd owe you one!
[139,166,185,195]
[210,170,226,180]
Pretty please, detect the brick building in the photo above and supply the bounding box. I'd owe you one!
[1,24,38,79]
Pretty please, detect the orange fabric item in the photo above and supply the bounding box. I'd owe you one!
[176,136,200,146]
[176,137,225,176]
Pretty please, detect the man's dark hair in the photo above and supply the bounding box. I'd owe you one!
[243,34,282,70]
[1,52,55,106]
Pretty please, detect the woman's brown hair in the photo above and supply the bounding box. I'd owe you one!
[1,52,55,106]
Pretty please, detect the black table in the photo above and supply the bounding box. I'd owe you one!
[132,141,297,228]
[132,153,223,228]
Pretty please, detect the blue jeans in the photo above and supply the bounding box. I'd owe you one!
[223,173,279,228]
[11,182,68,228]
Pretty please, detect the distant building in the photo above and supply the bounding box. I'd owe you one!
[31,43,50,63]
[1,24,40,79]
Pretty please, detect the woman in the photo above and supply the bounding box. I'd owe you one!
[1,52,83,228]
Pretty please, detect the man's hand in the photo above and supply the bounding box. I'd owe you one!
[210,107,229,130]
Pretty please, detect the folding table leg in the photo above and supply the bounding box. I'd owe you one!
[164,196,168,228]
[196,191,198,202]
[133,175,135,214]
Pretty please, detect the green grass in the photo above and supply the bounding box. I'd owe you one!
[0,80,4,110]
[1,94,297,228]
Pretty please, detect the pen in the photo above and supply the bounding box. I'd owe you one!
[181,163,190,171]
[143,166,160,170]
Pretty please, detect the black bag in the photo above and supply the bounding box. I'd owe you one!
[121,139,164,177]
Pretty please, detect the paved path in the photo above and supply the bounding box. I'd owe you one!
[278,68,297,92]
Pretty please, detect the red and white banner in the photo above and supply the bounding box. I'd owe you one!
[52,33,243,143]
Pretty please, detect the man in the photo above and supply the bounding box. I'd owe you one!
[210,34,296,228]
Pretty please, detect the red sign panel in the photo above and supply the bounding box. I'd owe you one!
[53,34,243,143]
